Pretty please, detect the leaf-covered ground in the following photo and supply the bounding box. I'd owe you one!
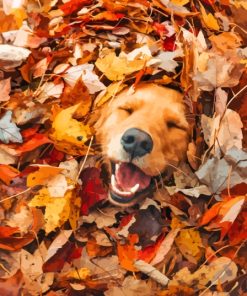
[0,0,246,295]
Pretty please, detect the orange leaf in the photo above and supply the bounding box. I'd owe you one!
[0,226,19,238]
[59,0,92,15]
[200,202,223,226]
[92,11,125,21]
[26,165,63,187]
[15,134,52,155]
[0,165,19,185]
[117,234,139,272]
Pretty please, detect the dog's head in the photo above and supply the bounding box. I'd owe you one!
[95,83,189,206]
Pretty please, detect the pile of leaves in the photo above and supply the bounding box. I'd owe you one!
[0,0,246,295]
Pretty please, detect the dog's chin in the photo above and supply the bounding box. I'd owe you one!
[109,161,155,207]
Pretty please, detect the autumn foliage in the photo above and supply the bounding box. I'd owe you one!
[0,0,246,295]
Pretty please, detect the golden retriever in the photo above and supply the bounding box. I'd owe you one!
[95,83,189,206]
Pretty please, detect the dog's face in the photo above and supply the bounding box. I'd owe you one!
[95,83,189,206]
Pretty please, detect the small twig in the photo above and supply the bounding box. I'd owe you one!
[76,136,94,182]
[134,260,170,286]
[0,188,31,204]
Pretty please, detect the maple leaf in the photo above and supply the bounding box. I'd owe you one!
[29,188,74,233]
[63,64,106,94]
[199,3,220,30]
[80,167,108,215]
[95,48,151,81]
[0,111,23,144]
[49,104,93,155]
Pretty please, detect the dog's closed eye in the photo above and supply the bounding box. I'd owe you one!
[167,120,186,130]
[118,107,133,115]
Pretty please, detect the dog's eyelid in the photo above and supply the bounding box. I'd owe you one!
[118,107,133,114]
[167,120,186,130]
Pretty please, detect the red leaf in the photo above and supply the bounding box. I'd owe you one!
[80,167,108,215]
[162,36,177,51]
[21,125,40,140]
[228,211,247,245]
[153,22,169,37]
[41,148,65,165]
[59,0,92,15]
[0,226,19,238]
[43,242,81,272]
[15,134,52,154]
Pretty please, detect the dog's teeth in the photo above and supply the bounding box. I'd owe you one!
[115,163,120,172]
[130,183,139,193]
[111,174,116,186]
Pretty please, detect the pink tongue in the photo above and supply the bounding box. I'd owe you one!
[115,163,151,192]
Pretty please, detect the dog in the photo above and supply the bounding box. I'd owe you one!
[95,83,189,207]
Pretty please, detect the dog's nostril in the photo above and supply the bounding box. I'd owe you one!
[141,141,149,151]
[124,135,135,144]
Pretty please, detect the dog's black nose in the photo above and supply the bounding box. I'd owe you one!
[121,128,153,158]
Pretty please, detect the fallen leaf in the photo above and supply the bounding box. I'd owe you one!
[155,48,184,73]
[36,81,64,104]
[0,270,23,296]
[29,188,73,233]
[201,109,243,154]
[105,275,153,296]
[20,244,54,295]
[80,167,108,215]
[63,64,106,94]
[150,228,180,265]
[0,111,23,144]
[95,48,150,81]
[175,228,204,264]
[196,147,247,194]
[169,257,237,288]
[0,44,30,70]
[0,78,11,102]
[200,195,245,239]
[199,3,220,30]
[26,165,63,187]
[94,82,127,107]
[50,104,92,155]
[215,87,228,116]
[5,206,33,234]
[0,164,19,185]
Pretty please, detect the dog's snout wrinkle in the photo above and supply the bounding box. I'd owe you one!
[121,128,153,158]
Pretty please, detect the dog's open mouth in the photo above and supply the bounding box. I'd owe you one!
[110,162,153,205]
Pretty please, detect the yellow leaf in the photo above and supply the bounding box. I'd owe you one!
[11,8,27,28]
[27,165,63,187]
[175,229,204,263]
[95,49,149,81]
[66,268,91,280]
[50,104,93,155]
[69,196,81,230]
[95,82,127,107]
[199,3,220,31]
[209,32,242,53]
[170,0,190,5]
[162,75,173,84]
[240,59,247,66]
[29,188,73,233]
